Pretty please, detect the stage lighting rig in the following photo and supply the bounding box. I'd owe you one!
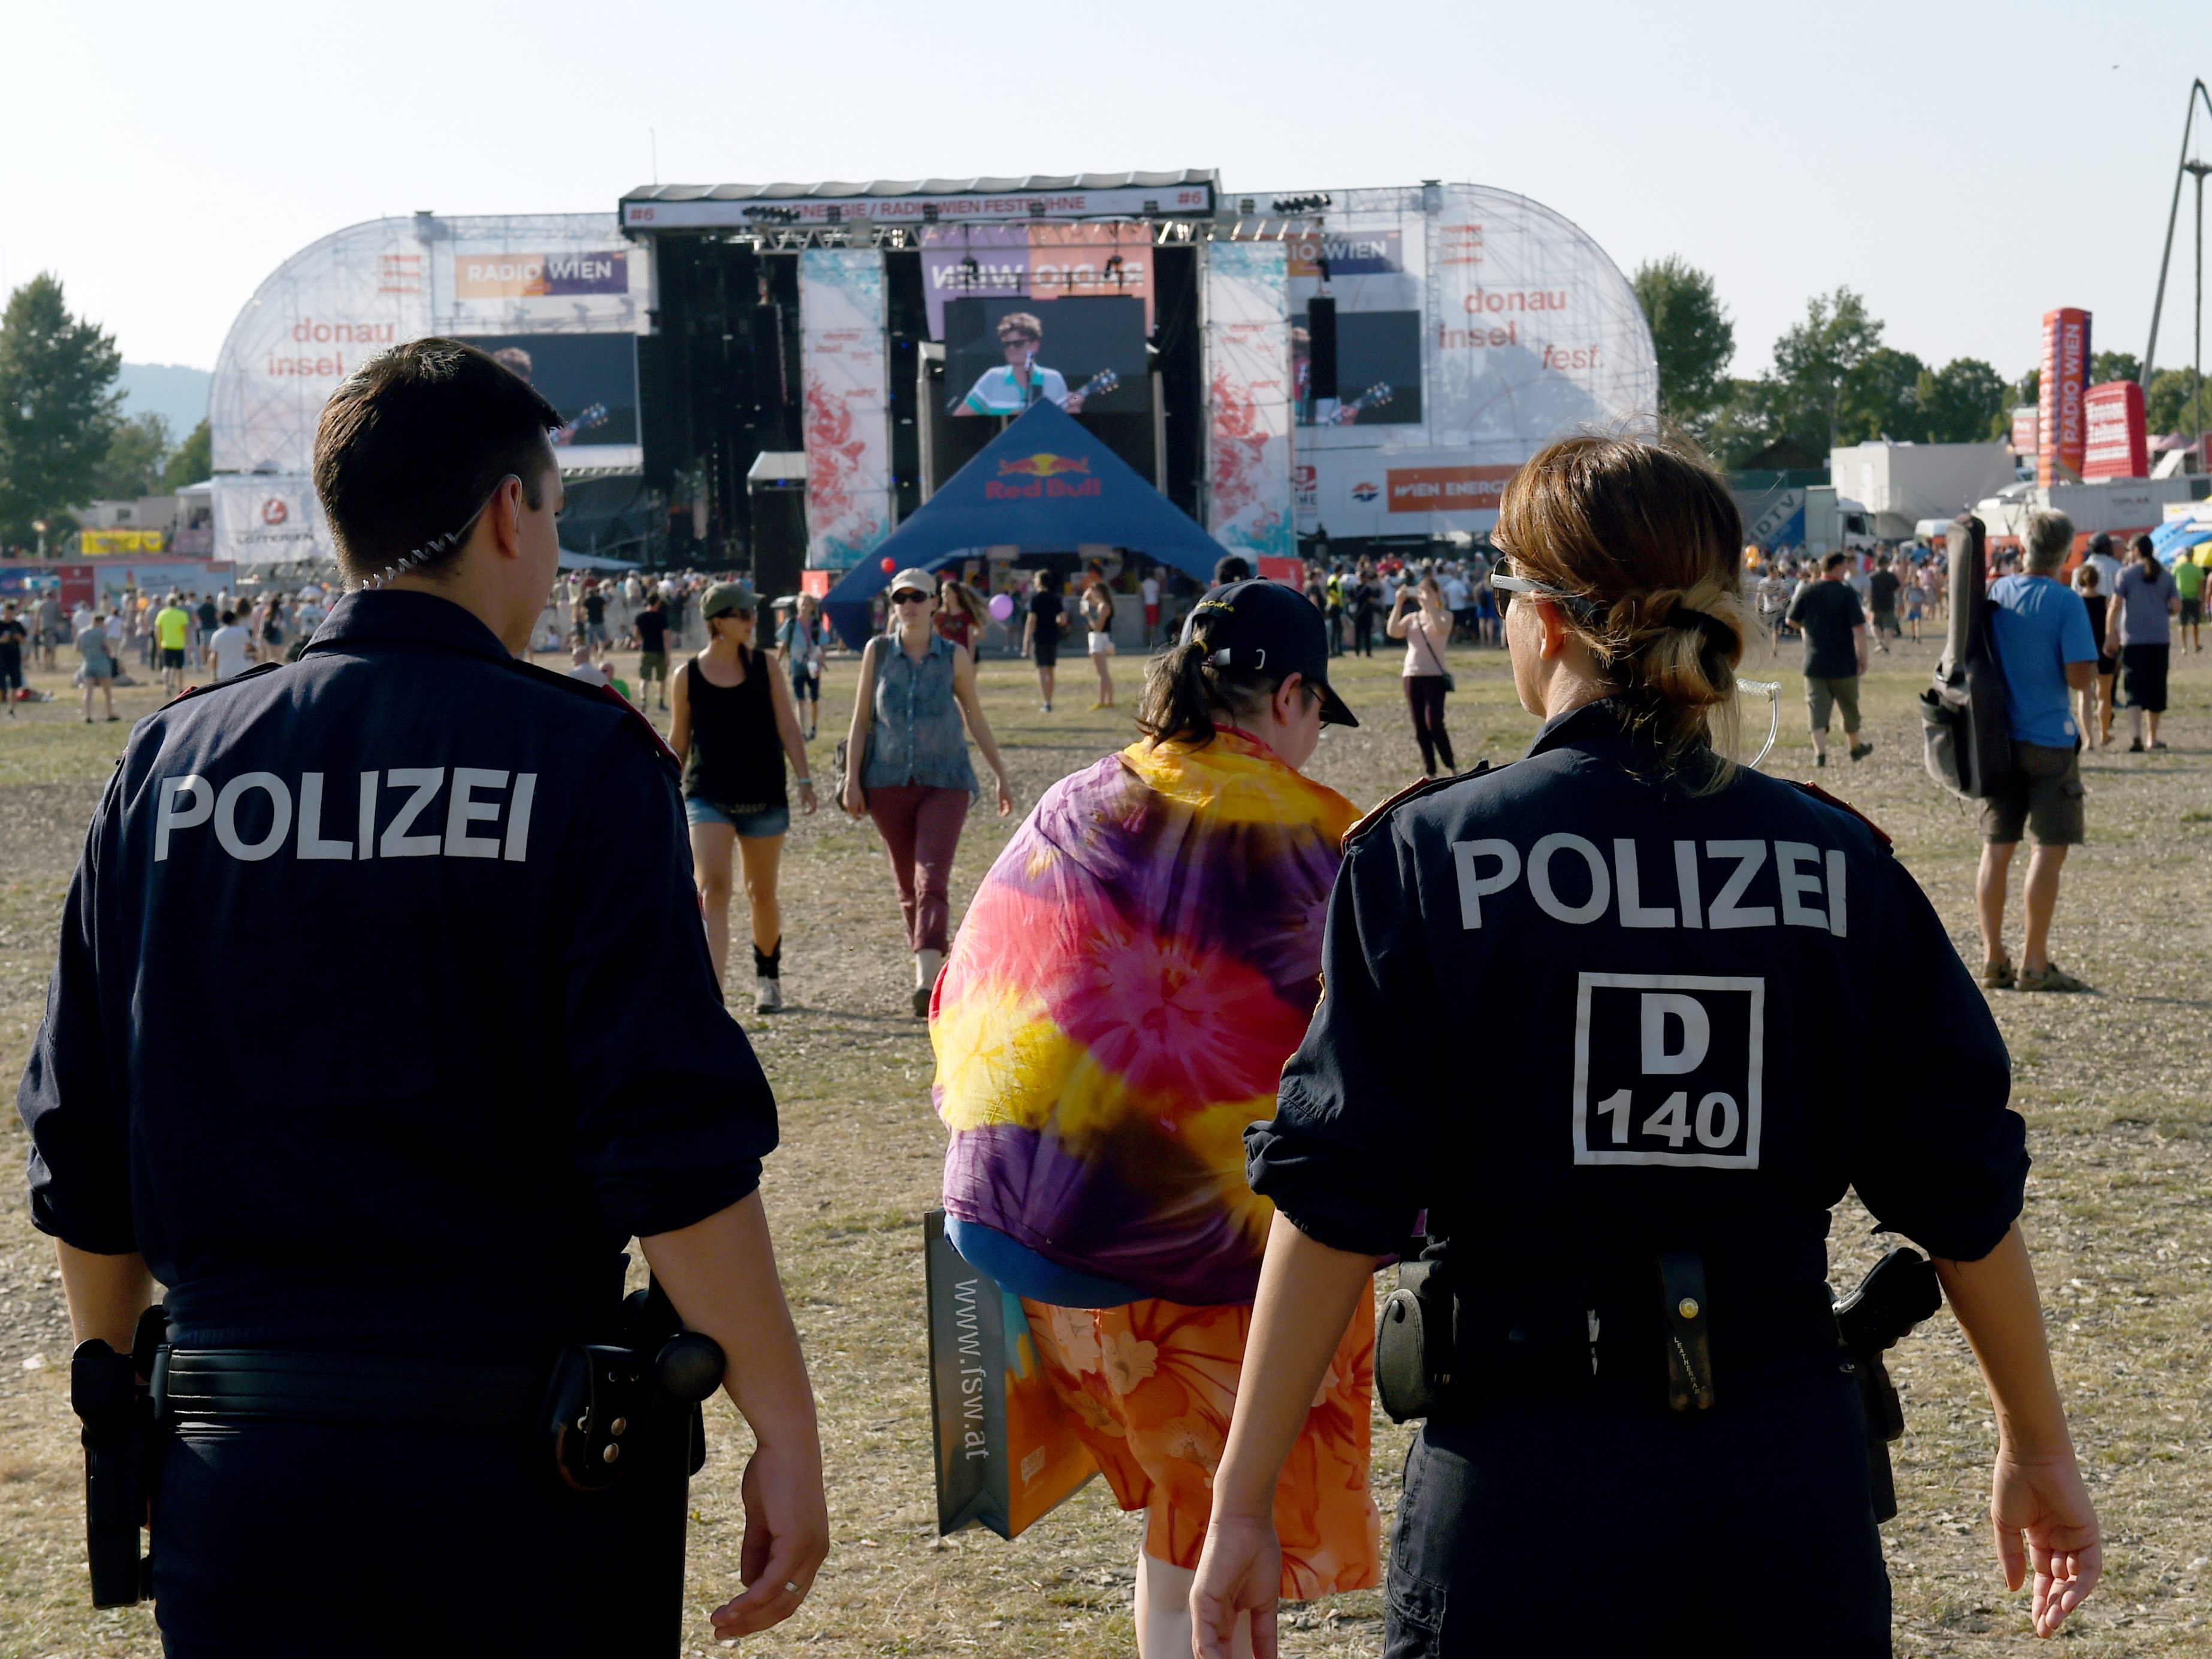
[742,206,802,225]
[1270,193,1331,215]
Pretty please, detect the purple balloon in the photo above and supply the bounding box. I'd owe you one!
[989,593,1015,621]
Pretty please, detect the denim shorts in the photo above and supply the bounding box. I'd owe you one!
[683,797,791,838]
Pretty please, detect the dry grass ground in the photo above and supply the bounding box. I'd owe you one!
[0,618,2207,1657]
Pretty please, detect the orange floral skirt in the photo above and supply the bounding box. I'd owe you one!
[1020,1290,1380,1599]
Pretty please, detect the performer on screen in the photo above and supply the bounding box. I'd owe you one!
[961,312,1087,416]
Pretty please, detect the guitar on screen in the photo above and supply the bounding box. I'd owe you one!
[552,403,611,447]
[1324,383,1394,426]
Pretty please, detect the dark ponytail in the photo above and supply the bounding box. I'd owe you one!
[1135,606,1304,747]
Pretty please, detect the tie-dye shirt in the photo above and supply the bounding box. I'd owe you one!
[932,730,1358,1305]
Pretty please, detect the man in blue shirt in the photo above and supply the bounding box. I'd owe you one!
[1977,509,2098,993]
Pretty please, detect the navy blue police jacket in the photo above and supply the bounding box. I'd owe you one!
[18,590,777,1355]
[1249,699,2027,1370]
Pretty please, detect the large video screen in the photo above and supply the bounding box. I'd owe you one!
[463,333,640,448]
[1293,310,1422,427]
[944,296,1149,419]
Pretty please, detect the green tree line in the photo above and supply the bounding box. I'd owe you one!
[1632,259,2212,468]
[0,274,209,551]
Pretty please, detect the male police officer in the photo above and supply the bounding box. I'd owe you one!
[19,339,828,1654]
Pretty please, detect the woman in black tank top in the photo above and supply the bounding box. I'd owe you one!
[667,583,817,1013]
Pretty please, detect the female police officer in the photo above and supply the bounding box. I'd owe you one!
[1190,436,2100,1655]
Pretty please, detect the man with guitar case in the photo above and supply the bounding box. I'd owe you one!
[1918,512,2012,799]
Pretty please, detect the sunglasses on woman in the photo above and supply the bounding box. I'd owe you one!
[1489,554,1600,621]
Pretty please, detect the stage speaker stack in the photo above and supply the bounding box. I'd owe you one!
[1306,295,1340,400]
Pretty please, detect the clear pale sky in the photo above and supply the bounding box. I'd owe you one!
[5,0,2204,385]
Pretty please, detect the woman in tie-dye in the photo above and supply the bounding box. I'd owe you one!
[931,580,1381,1659]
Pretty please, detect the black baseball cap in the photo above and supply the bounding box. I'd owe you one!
[1181,578,1358,727]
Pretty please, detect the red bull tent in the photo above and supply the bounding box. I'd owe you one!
[820,398,1230,648]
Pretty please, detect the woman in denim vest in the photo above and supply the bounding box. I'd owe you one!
[841,567,1016,1016]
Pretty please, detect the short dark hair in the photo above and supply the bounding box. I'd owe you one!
[313,338,561,584]
[1823,551,1848,572]
[1213,554,1253,584]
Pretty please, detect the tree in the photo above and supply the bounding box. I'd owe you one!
[89,411,171,500]
[1914,358,2008,445]
[1770,288,1884,448]
[0,274,122,545]
[2147,367,2208,437]
[1836,346,1926,443]
[160,418,211,491]
[2090,350,2140,387]
[1633,256,1735,430]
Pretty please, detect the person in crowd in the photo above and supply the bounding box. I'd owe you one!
[581,578,608,651]
[1323,568,1347,656]
[2173,541,2205,652]
[77,611,119,722]
[566,643,612,689]
[1785,551,1871,767]
[932,578,1372,1659]
[634,587,672,711]
[262,593,291,664]
[1213,554,1253,585]
[1443,564,1475,642]
[2071,563,2116,749]
[775,590,826,739]
[672,583,815,1014]
[1978,509,2098,994]
[1023,568,1067,713]
[153,592,192,695]
[1867,551,1901,652]
[1347,562,1381,658]
[1080,566,1118,709]
[936,576,989,660]
[1189,434,2100,1658]
[292,588,329,658]
[0,599,25,715]
[207,609,252,682]
[2083,531,2122,602]
[1754,556,1791,646]
[842,569,1014,1016]
[1388,572,1456,776]
[2108,533,2180,751]
[1902,554,1929,643]
[1140,567,1161,646]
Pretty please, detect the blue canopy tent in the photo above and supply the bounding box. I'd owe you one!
[2148,512,2211,564]
[821,399,1231,647]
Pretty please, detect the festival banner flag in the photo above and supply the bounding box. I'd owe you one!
[1202,241,1295,562]
[799,249,895,570]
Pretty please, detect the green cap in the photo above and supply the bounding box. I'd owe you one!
[701,582,758,620]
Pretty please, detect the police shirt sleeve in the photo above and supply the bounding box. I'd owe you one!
[558,733,777,1238]
[1247,825,1445,1255]
[17,773,135,1253]
[1850,856,2026,1261]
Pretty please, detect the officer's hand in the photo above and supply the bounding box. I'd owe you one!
[710,1440,830,1640]
[1989,1448,2101,1637]
[797,778,818,816]
[1190,1514,1280,1659]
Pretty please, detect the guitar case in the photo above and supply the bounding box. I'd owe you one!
[1917,513,2015,800]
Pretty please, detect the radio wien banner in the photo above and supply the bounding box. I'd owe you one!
[2038,308,2090,486]
[799,249,895,570]
[213,475,334,567]
[1202,241,1295,562]
[2082,381,2149,481]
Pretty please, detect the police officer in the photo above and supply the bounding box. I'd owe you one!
[18,339,829,1654]
[1189,437,2101,1655]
